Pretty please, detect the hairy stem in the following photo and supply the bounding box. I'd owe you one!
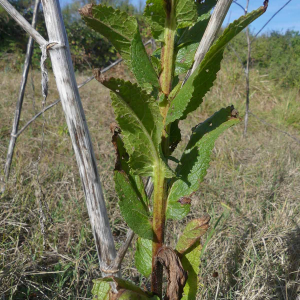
[151,164,167,297]
[159,0,176,96]
[151,0,176,296]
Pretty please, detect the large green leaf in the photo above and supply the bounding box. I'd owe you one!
[144,0,197,40]
[92,277,160,300]
[177,12,210,46]
[166,107,240,220]
[80,4,159,90]
[176,0,198,29]
[99,77,173,177]
[175,0,216,46]
[113,131,149,206]
[166,5,266,125]
[144,0,165,41]
[135,237,152,277]
[115,171,153,240]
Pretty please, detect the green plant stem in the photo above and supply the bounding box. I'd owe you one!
[151,1,176,296]
[159,0,176,96]
[151,164,167,297]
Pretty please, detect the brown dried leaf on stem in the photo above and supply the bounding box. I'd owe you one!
[78,3,94,17]
[155,247,188,300]
[110,122,122,171]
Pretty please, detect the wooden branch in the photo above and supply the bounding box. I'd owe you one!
[0,0,46,46]
[39,0,117,275]
[190,0,233,75]
[2,0,41,191]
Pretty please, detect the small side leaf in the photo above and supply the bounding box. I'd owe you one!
[176,217,210,300]
[180,242,202,300]
[135,238,152,277]
[176,217,210,254]
[166,5,267,124]
[167,107,240,220]
[114,171,153,240]
[80,4,159,90]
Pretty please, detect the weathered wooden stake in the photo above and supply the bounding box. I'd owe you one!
[191,0,233,74]
[2,0,41,192]
[0,0,117,275]
[41,0,118,274]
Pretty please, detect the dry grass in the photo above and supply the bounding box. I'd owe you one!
[0,61,299,299]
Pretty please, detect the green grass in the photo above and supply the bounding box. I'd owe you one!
[0,61,299,299]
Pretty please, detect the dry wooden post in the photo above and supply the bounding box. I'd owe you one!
[2,0,41,192]
[244,0,251,137]
[0,0,117,275]
[182,0,233,85]
[191,0,233,74]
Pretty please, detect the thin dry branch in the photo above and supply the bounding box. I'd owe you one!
[39,0,117,274]
[2,0,41,190]
[0,0,46,45]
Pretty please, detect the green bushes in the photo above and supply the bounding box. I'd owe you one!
[225,30,300,88]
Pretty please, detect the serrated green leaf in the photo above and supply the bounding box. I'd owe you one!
[114,134,149,206]
[144,0,165,41]
[166,5,266,124]
[176,218,209,254]
[115,171,153,240]
[135,238,152,277]
[169,120,181,155]
[176,0,216,46]
[99,78,171,177]
[167,107,240,220]
[80,4,159,90]
[176,0,197,29]
[180,242,202,300]
[178,12,210,46]
[151,55,162,75]
[196,0,217,16]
